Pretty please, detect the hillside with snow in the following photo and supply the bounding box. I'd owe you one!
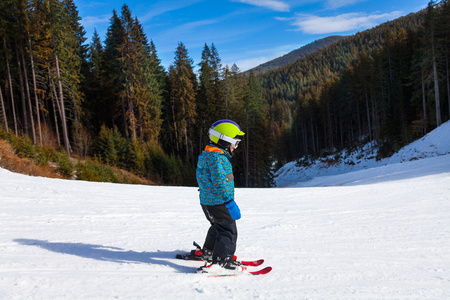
[274,121,450,187]
[1,122,450,299]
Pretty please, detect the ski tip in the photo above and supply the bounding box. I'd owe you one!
[250,266,272,275]
[252,259,265,264]
[240,259,264,267]
[253,259,264,265]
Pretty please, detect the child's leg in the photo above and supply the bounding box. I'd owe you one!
[203,225,216,252]
[212,220,237,263]
[201,204,238,262]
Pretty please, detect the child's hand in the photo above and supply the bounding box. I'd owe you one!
[225,199,241,220]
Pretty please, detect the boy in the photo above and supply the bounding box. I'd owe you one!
[196,119,245,274]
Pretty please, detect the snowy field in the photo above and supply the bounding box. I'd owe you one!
[1,123,450,299]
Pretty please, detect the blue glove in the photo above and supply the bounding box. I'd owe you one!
[225,199,241,220]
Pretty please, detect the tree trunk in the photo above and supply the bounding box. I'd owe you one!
[49,72,61,147]
[311,114,317,154]
[29,35,42,145]
[432,46,441,126]
[128,90,136,141]
[21,45,36,144]
[430,12,442,126]
[386,35,393,106]
[326,105,332,150]
[16,42,29,135]
[301,121,308,155]
[446,53,450,118]
[356,96,362,139]
[184,126,189,163]
[4,37,18,135]
[365,90,372,145]
[198,125,204,155]
[54,50,71,155]
[421,68,428,134]
[0,86,8,133]
[171,94,179,153]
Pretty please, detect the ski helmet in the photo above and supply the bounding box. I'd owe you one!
[209,119,245,149]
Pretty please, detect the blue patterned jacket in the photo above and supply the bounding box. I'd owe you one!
[196,145,234,205]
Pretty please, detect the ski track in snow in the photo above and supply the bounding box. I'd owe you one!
[1,122,450,299]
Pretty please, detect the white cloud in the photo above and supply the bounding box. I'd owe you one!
[139,0,204,23]
[156,18,220,44]
[290,11,403,34]
[81,15,111,29]
[325,0,366,9]
[233,0,290,12]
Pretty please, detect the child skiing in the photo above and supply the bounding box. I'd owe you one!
[196,119,245,275]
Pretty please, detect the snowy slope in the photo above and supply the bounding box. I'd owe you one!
[389,121,450,163]
[274,121,450,187]
[1,122,450,299]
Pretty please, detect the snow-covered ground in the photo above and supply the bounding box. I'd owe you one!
[1,122,450,299]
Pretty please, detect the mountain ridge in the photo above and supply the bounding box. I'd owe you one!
[247,35,348,75]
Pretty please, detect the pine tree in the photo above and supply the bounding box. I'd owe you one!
[197,43,214,148]
[118,4,138,140]
[241,71,272,187]
[168,42,197,163]
[84,30,106,130]
[102,10,125,135]
[196,43,224,151]
[131,17,163,142]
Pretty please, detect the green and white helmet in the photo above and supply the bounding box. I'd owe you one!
[209,119,245,149]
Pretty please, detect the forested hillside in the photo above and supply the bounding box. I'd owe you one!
[0,0,272,187]
[260,1,450,167]
[248,36,347,75]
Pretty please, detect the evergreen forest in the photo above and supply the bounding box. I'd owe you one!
[0,0,449,187]
[261,1,450,168]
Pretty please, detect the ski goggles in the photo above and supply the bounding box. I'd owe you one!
[209,128,242,149]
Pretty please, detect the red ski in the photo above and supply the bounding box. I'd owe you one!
[240,259,264,267]
[209,266,272,277]
[176,252,264,267]
[250,266,272,275]
[176,242,265,267]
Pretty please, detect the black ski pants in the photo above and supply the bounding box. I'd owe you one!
[201,204,237,262]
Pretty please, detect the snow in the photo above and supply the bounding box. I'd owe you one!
[274,121,450,187]
[1,122,450,299]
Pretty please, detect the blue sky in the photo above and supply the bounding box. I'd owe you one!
[75,0,429,72]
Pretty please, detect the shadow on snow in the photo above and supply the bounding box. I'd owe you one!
[14,238,196,274]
